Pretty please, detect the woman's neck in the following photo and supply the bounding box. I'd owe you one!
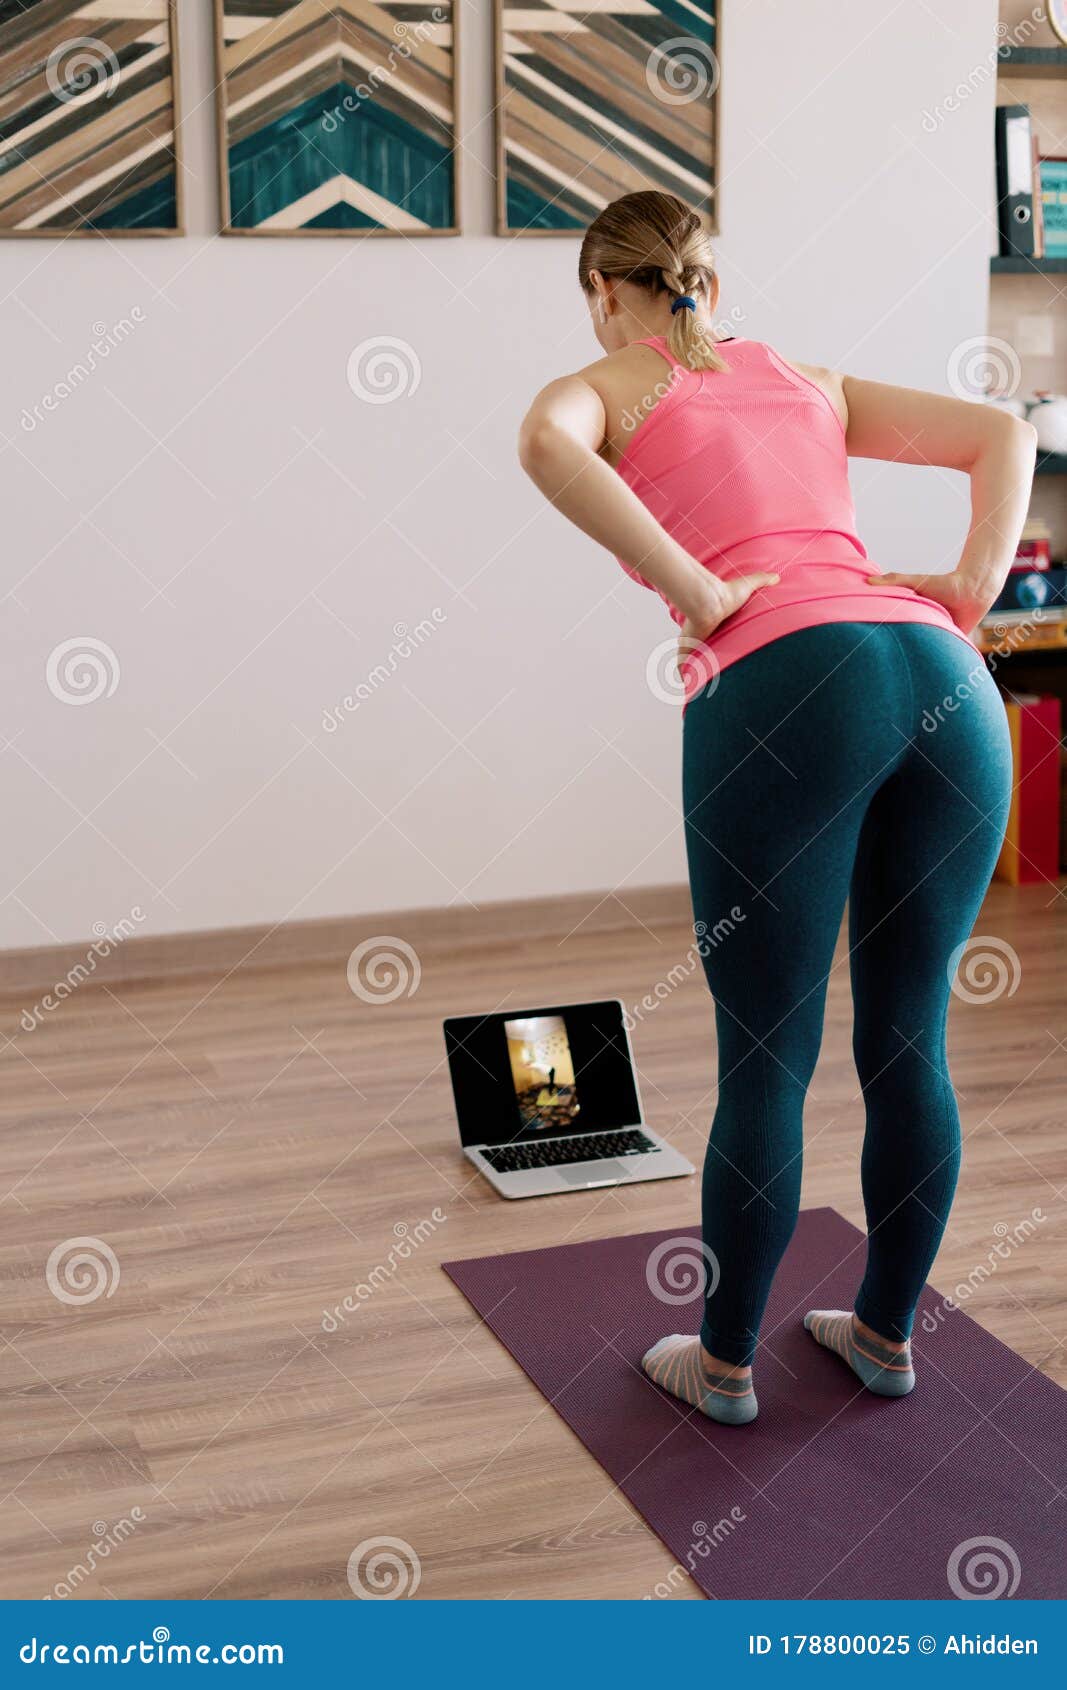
[618,303,716,347]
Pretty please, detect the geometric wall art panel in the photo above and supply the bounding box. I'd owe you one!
[214,2,458,234]
[494,0,719,235]
[0,0,183,235]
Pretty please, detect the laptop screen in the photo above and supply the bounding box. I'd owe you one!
[443,1000,643,1148]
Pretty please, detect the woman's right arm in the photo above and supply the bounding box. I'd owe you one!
[518,374,778,633]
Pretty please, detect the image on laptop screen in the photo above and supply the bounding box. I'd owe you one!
[444,1000,643,1148]
[503,1014,580,1131]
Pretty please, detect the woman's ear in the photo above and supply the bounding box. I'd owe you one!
[588,269,612,323]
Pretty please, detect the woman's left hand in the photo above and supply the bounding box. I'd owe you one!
[867,569,997,635]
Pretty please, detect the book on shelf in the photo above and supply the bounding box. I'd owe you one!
[1032,133,1045,258]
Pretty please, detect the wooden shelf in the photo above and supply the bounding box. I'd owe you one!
[996,45,1067,78]
[977,610,1067,656]
[1036,452,1067,475]
[991,254,1067,273]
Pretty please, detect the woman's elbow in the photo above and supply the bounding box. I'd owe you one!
[998,409,1038,458]
[517,415,559,479]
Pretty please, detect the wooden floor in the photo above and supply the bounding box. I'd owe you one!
[0,880,1064,1600]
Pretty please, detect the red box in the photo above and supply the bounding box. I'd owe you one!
[995,693,1062,885]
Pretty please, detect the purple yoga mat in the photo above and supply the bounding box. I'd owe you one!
[443,1208,1065,1600]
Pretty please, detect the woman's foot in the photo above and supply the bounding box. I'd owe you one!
[803,1310,915,1396]
[641,1334,757,1424]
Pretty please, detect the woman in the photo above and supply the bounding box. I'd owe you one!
[519,191,1035,1426]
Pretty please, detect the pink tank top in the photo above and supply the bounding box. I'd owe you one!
[613,336,976,704]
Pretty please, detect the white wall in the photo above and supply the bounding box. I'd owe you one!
[1,1,998,949]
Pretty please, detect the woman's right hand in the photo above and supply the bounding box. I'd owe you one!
[677,572,780,672]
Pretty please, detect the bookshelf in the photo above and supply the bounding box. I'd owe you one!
[990,254,1067,272]
[997,45,1067,77]
[984,9,1067,714]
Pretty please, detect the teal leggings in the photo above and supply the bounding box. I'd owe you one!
[682,623,1012,1367]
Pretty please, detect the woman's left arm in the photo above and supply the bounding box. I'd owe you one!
[839,374,1038,632]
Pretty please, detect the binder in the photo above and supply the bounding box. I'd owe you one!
[995,104,1035,258]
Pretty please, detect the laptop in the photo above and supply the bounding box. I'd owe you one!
[443,998,694,1199]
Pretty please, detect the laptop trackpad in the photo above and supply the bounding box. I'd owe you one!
[558,1159,627,1185]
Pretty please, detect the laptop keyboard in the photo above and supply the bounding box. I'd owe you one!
[481,1129,660,1174]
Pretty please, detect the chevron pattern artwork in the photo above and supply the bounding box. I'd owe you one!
[0,0,180,234]
[216,1,457,234]
[496,0,718,234]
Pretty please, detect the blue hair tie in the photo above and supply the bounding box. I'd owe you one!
[670,295,696,315]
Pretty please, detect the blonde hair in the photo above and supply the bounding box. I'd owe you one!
[578,191,728,373]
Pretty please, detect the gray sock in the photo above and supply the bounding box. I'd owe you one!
[641,1334,758,1425]
[804,1309,915,1397]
